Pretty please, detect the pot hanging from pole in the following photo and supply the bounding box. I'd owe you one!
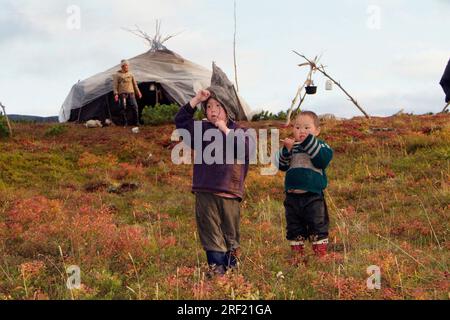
[306,80,317,95]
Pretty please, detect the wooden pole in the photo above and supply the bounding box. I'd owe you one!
[0,102,13,137]
[292,51,371,119]
[233,0,239,92]
[285,66,314,126]
[294,91,308,115]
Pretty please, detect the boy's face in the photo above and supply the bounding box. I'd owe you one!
[121,64,129,72]
[206,98,228,124]
[293,115,320,142]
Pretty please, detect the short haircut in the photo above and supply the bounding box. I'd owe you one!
[295,111,320,128]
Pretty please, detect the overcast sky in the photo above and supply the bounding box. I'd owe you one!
[0,0,449,118]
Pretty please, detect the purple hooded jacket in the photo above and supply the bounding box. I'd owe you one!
[174,103,252,200]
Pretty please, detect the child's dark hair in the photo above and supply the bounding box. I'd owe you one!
[296,110,320,128]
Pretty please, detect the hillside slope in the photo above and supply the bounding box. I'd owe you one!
[0,114,449,300]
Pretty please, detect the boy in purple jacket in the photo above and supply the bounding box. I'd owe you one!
[175,88,251,276]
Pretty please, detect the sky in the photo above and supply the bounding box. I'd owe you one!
[0,0,449,118]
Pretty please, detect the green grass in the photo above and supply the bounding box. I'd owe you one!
[0,115,449,300]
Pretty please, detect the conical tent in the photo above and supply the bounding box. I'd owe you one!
[59,49,252,123]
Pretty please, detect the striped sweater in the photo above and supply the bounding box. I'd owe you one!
[277,134,333,194]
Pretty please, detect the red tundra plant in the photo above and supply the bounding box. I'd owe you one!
[116,225,151,264]
[158,235,177,248]
[0,222,6,247]
[20,260,46,280]
[110,162,144,181]
[71,206,151,269]
[5,196,70,256]
[69,206,118,265]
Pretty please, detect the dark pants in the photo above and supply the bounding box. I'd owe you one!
[119,93,139,126]
[195,192,240,268]
[284,192,329,242]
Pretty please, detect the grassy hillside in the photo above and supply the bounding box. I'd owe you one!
[0,114,449,300]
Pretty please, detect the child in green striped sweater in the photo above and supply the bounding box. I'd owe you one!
[277,111,333,261]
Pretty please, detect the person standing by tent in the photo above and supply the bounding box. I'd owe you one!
[113,60,142,126]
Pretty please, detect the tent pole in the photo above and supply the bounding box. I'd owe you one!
[105,95,113,122]
[77,106,82,123]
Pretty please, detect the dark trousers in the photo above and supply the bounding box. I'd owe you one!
[284,192,329,242]
[119,93,139,126]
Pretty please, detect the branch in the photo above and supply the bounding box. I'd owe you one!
[294,91,308,115]
[284,53,317,126]
[316,64,370,119]
[284,68,313,126]
[441,102,449,113]
[292,51,371,119]
[233,0,239,92]
[0,102,13,137]
[123,21,180,52]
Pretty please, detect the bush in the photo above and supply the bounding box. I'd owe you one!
[252,110,287,121]
[44,124,67,137]
[0,115,9,138]
[141,103,180,125]
[194,109,205,121]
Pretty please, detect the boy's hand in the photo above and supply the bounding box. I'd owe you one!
[215,120,230,135]
[284,138,295,151]
[190,90,211,108]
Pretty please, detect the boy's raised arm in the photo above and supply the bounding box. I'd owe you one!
[175,90,210,133]
[276,146,293,172]
[300,134,333,169]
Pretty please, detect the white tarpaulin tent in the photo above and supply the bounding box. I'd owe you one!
[59,49,252,123]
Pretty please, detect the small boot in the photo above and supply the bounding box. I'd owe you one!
[312,239,329,258]
[206,251,226,278]
[289,241,305,265]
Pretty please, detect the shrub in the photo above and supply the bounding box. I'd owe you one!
[194,109,205,121]
[0,115,9,138]
[5,197,70,256]
[252,110,287,121]
[141,103,180,125]
[44,124,67,137]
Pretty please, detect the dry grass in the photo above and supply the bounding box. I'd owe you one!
[0,113,449,300]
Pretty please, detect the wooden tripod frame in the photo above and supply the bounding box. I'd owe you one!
[285,51,370,126]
